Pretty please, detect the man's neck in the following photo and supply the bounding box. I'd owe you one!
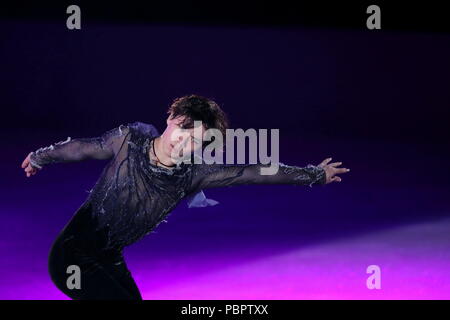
[153,136,176,167]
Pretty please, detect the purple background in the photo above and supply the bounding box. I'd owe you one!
[1,20,450,299]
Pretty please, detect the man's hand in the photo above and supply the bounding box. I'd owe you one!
[21,152,41,177]
[318,157,350,184]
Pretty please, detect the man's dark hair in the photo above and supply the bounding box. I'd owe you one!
[167,94,229,149]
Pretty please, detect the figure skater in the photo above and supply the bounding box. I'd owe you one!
[21,94,349,300]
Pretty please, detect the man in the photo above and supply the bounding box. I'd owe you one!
[21,94,349,300]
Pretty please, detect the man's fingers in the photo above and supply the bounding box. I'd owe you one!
[320,157,332,166]
[331,176,342,183]
[21,154,31,168]
[329,162,342,167]
[25,167,37,177]
[334,167,350,174]
[25,164,38,175]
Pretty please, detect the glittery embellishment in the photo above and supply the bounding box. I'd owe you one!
[30,121,326,251]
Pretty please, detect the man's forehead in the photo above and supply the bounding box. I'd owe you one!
[173,126,207,137]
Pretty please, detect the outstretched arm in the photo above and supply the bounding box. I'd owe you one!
[22,124,130,176]
[187,157,349,195]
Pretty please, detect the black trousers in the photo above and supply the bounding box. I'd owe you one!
[47,202,142,300]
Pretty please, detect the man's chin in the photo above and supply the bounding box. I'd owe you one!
[174,155,194,164]
[168,154,188,164]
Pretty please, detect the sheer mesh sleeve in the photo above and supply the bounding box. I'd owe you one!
[188,162,326,195]
[29,124,130,169]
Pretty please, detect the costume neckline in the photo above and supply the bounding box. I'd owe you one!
[144,136,186,172]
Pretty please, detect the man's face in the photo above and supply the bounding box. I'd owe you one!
[161,114,206,162]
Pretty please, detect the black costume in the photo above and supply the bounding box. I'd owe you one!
[30,121,326,300]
